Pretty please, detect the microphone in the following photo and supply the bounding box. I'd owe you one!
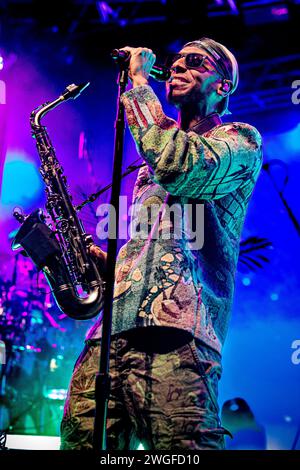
[111,49,171,82]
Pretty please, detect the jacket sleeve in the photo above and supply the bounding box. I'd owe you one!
[121,85,263,199]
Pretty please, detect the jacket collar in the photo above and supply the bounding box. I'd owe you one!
[186,113,222,135]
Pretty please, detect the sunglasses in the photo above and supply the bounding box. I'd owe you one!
[165,53,224,77]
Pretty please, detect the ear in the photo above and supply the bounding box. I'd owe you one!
[216,79,232,97]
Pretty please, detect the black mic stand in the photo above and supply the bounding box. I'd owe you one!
[93,58,129,451]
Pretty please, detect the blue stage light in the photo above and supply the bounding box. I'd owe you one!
[265,123,300,161]
[242,277,251,286]
[1,153,42,209]
[283,123,300,155]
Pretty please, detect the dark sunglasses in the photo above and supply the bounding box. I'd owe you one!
[165,52,224,77]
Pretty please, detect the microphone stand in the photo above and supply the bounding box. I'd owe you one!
[93,59,129,451]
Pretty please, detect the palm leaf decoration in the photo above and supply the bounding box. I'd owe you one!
[238,236,273,272]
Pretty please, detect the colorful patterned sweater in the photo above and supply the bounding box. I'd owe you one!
[86,85,263,354]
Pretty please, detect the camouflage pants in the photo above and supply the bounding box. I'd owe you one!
[60,328,229,450]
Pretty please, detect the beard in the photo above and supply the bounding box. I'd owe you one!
[166,83,204,109]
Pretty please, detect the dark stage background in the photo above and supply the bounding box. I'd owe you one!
[0,0,299,450]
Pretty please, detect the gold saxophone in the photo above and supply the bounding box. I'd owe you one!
[12,83,105,320]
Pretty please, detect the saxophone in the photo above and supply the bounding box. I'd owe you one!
[12,83,105,320]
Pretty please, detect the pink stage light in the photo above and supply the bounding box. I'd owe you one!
[271,7,288,16]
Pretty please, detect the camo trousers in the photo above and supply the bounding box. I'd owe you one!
[60,328,229,450]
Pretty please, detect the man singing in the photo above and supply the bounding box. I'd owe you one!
[61,37,262,450]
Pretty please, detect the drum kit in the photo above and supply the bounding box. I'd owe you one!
[0,250,79,436]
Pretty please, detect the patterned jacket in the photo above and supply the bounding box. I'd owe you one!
[86,85,263,354]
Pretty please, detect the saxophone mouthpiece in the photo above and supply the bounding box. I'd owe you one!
[62,82,90,101]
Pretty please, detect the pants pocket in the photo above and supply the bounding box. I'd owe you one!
[188,340,222,417]
[188,339,233,440]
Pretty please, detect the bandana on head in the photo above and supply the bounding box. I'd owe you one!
[183,37,239,115]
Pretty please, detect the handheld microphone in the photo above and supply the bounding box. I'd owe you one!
[111,49,171,82]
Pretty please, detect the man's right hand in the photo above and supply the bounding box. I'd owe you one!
[120,46,156,87]
[89,244,107,267]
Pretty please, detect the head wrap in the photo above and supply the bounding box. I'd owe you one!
[183,37,239,115]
